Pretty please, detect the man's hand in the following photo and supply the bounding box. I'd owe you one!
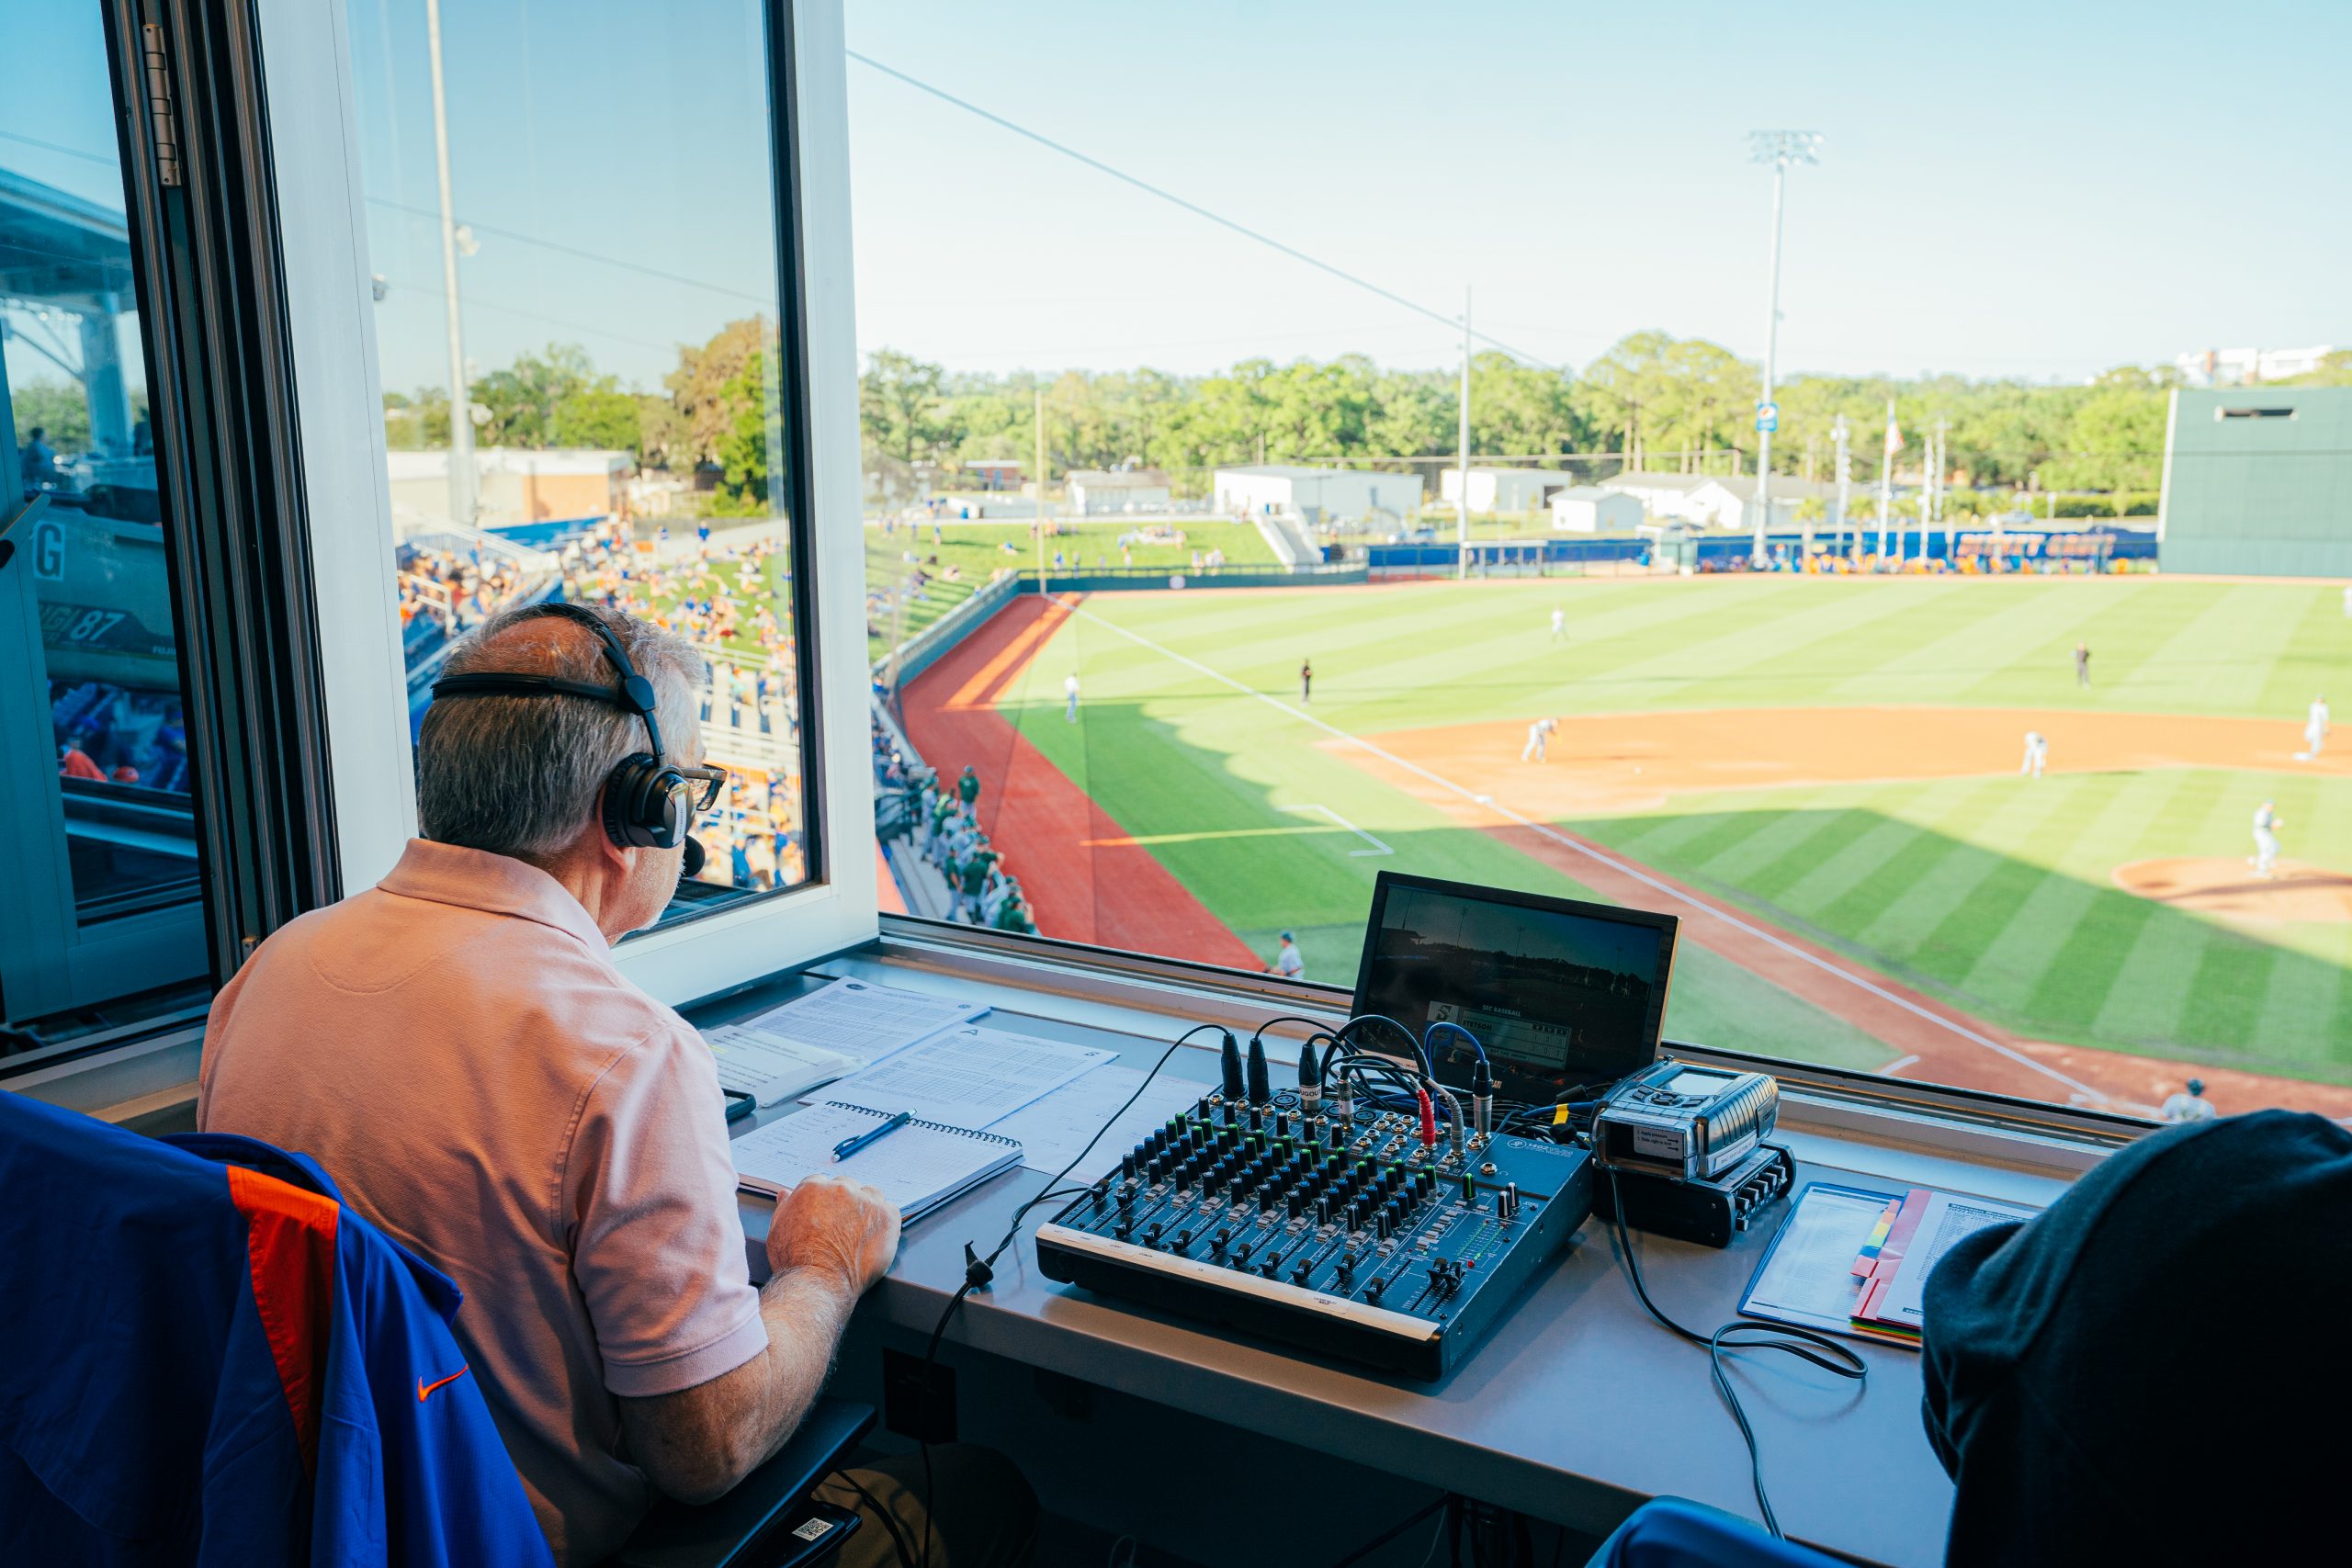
[622,1175,899,1506]
[766,1172,900,1296]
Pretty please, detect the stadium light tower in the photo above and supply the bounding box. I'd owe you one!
[1745,130,1821,569]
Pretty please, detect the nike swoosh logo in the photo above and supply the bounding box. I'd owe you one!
[417,1367,469,1402]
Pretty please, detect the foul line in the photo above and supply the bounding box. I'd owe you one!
[1283,803,1395,856]
[1066,603,2109,1104]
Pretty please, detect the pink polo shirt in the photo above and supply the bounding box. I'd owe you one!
[198,840,766,1565]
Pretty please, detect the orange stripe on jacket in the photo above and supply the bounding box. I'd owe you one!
[227,1164,340,1474]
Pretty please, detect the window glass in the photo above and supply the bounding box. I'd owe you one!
[854,5,2352,1124]
[1,7,210,1055]
[345,0,814,924]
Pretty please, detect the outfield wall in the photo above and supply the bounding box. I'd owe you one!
[1367,526,2154,575]
[2160,387,2352,578]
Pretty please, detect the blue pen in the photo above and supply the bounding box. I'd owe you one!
[832,1111,913,1163]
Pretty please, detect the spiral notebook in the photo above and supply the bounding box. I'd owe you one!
[729,1101,1023,1224]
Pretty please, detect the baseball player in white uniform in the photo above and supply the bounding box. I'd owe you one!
[2020,730,2048,779]
[2252,800,2284,878]
[1550,606,1566,642]
[2301,694,2329,760]
[1064,671,1081,723]
[1522,716,1557,762]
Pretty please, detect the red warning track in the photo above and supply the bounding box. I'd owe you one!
[898,593,1263,967]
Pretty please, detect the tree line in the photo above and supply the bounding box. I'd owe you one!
[379,322,2352,513]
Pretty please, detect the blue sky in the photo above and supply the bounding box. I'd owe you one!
[15,1,2346,402]
[843,0,2349,381]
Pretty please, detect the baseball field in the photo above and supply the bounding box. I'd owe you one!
[897,573,2352,1117]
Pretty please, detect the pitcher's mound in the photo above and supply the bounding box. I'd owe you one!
[2113,858,2352,924]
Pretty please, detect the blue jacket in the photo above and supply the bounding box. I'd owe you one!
[0,1094,553,1567]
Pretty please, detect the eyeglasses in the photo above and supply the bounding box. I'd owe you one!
[675,764,729,814]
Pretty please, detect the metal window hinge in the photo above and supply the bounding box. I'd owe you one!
[141,23,183,186]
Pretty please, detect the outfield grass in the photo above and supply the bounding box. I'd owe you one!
[974,575,2352,1080]
[865,517,1277,657]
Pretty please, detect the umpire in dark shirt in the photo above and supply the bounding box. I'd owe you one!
[1921,1109,2352,1563]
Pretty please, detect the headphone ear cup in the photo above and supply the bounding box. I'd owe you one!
[603,753,671,850]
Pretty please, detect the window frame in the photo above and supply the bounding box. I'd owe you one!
[2,0,345,1085]
[260,0,879,1010]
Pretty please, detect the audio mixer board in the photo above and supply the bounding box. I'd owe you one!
[1035,1090,1594,1379]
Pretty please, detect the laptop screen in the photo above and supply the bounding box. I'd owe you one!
[1351,873,1678,1105]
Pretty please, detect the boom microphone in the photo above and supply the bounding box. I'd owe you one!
[679,834,707,879]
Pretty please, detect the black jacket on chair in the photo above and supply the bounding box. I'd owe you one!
[1920,1108,2352,1565]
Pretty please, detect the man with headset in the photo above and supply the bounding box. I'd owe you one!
[198,604,1034,1566]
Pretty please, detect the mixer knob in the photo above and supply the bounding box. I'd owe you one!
[1292,1261,1313,1285]
[1144,1223,1163,1247]
[1259,1253,1283,1277]
[1365,1277,1386,1302]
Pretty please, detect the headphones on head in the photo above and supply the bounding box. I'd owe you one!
[429,603,716,874]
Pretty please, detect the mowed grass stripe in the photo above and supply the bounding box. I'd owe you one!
[2018,771,2199,1034]
[1947,767,2176,1010]
[2116,582,2313,716]
[1847,815,2029,962]
[1819,580,2086,705]
[1790,777,2009,919]
[2256,585,2352,720]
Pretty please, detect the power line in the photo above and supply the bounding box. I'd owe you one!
[846,51,1564,372]
[0,130,116,168]
[364,196,769,306]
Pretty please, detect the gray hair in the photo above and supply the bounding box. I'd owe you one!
[417,602,706,863]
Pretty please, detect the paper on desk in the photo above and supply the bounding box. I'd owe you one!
[704,1025,856,1107]
[1863,1190,2037,1333]
[1743,1185,1894,1327]
[988,1066,1203,1183]
[808,1023,1114,1129]
[734,977,987,1068]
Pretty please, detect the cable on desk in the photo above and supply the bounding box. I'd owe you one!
[1603,1167,1866,1540]
[916,1022,1231,1568]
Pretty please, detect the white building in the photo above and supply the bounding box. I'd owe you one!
[2174,344,2336,388]
[1602,470,1834,532]
[1439,467,1564,513]
[1685,476,1837,532]
[1213,465,1425,526]
[1549,485,1644,533]
[1603,471,1714,523]
[1066,468,1170,515]
[384,447,631,528]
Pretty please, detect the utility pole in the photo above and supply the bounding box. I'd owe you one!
[425,0,475,525]
[1934,416,1951,565]
[1832,413,1851,561]
[1876,400,1896,564]
[1456,286,1472,581]
[1745,130,1821,569]
[1917,431,1933,563]
[1034,388,1049,596]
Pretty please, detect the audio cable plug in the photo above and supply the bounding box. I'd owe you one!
[1470,1057,1493,1144]
[1218,1030,1244,1102]
[1416,1087,1437,1151]
[1245,1035,1271,1104]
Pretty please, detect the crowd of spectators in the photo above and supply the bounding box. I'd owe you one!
[871,720,1035,935]
[51,682,189,793]
[397,546,526,637]
[560,519,809,897]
